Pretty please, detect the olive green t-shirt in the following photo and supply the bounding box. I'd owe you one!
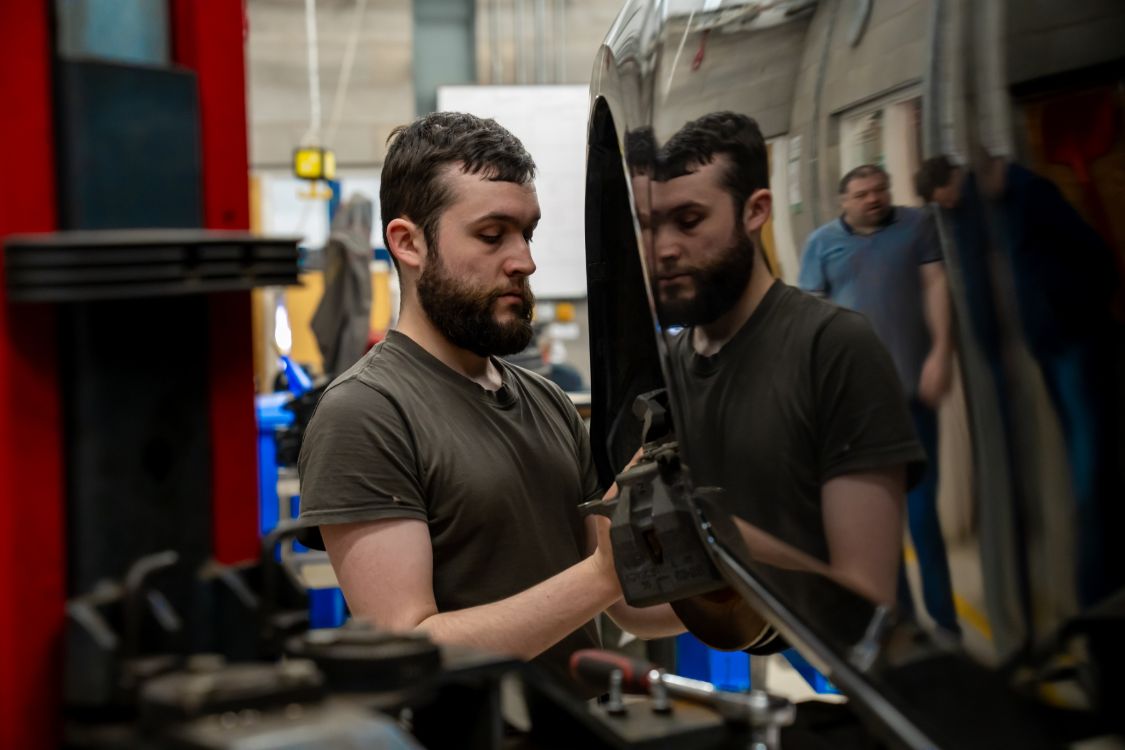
[296,330,602,687]
[666,281,925,624]
[668,281,925,556]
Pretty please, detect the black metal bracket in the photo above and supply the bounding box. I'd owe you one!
[580,390,726,607]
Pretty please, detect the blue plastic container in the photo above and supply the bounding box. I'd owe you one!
[783,648,840,695]
[256,384,347,630]
[675,633,752,691]
[255,391,296,535]
[309,588,348,629]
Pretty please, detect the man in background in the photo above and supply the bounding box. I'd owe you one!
[799,164,960,635]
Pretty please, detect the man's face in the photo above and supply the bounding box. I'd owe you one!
[416,168,540,357]
[840,173,892,229]
[638,158,755,327]
[930,168,963,209]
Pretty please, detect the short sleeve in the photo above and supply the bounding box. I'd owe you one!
[797,237,827,294]
[545,378,603,504]
[296,379,427,548]
[813,311,926,487]
[916,210,944,265]
[571,408,604,504]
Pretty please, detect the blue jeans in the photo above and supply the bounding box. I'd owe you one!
[898,400,961,635]
[1034,339,1124,607]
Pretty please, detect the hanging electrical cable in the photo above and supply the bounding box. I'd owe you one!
[325,0,370,147]
[300,0,322,146]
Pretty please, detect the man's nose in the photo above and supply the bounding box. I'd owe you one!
[504,237,536,278]
[653,226,681,263]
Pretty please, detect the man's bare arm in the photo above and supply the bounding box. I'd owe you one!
[323,518,621,661]
[921,262,951,346]
[919,262,953,406]
[604,600,687,639]
[590,467,902,637]
[820,467,906,605]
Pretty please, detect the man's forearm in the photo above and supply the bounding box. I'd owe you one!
[922,264,952,353]
[606,601,686,640]
[414,556,620,660]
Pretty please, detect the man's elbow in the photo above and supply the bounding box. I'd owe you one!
[607,604,686,640]
[632,623,688,640]
[344,597,435,635]
[831,563,898,607]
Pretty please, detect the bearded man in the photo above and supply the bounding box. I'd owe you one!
[631,113,924,635]
[296,113,684,696]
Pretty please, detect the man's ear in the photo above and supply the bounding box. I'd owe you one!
[386,217,425,272]
[742,188,773,236]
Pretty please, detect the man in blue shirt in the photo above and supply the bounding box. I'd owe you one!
[798,164,959,635]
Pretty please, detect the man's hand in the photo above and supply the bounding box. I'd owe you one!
[585,447,646,601]
[603,446,645,502]
[918,347,952,408]
[590,515,621,598]
[591,450,685,640]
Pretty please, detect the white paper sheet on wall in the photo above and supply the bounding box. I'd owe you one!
[436,85,590,300]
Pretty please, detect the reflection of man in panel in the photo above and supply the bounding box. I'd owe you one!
[799,164,960,635]
[917,154,1124,608]
[630,113,924,638]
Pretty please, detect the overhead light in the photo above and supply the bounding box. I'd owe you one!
[293,146,337,181]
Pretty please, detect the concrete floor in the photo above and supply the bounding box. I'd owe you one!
[904,535,996,665]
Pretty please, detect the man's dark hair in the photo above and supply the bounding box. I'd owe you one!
[838,163,889,194]
[914,155,957,202]
[624,127,657,177]
[379,112,536,271]
[658,112,770,213]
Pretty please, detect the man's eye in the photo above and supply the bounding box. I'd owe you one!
[480,234,502,244]
[678,215,702,230]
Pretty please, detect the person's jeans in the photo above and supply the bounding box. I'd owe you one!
[898,400,961,635]
[1034,338,1124,607]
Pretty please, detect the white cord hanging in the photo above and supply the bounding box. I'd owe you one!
[300,0,322,146]
[325,0,370,147]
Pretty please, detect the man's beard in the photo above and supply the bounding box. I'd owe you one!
[417,247,535,357]
[655,227,755,327]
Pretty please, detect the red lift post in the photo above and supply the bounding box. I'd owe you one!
[172,0,261,566]
[0,2,65,748]
[0,2,262,746]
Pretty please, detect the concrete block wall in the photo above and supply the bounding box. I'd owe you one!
[247,0,414,168]
[787,0,932,242]
[1006,0,1125,87]
[247,0,626,169]
[474,0,624,86]
[652,15,812,143]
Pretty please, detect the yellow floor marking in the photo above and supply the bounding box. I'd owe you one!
[953,593,993,641]
[903,543,993,641]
